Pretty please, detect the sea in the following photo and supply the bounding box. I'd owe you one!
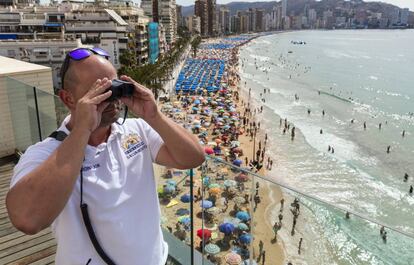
[239,30,414,265]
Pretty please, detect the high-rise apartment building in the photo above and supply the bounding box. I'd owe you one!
[255,9,264,32]
[176,4,182,28]
[400,8,409,25]
[141,0,176,44]
[184,15,201,34]
[207,0,216,35]
[282,0,287,18]
[218,6,230,34]
[194,0,208,36]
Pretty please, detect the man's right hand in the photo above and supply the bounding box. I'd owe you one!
[74,78,112,133]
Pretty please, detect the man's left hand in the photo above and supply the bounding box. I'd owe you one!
[119,75,160,122]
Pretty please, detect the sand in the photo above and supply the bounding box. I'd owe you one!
[154,38,287,265]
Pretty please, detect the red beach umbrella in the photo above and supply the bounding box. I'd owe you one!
[204,147,214,155]
[197,228,212,240]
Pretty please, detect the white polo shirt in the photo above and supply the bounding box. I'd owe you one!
[11,116,168,265]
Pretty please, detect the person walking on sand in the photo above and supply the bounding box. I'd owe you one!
[280,198,285,212]
[410,185,413,195]
[364,122,367,130]
[403,173,409,182]
[387,145,391,154]
[291,126,296,140]
[261,250,266,265]
[258,240,264,259]
[298,238,303,255]
[279,212,284,222]
[322,110,325,116]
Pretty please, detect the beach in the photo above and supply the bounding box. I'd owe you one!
[154,35,289,265]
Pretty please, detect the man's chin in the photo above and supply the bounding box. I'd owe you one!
[100,111,121,127]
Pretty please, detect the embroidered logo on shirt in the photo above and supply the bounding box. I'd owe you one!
[122,133,147,159]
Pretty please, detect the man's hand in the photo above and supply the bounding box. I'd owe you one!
[119,75,159,122]
[74,78,112,132]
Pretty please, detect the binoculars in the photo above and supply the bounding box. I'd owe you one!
[106,79,135,101]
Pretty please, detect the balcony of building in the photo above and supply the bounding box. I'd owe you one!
[1,76,413,264]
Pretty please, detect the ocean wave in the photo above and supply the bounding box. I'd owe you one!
[249,54,271,62]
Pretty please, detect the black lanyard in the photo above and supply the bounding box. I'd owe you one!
[49,131,116,265]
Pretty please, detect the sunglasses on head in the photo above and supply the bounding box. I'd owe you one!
[60,47,110,89]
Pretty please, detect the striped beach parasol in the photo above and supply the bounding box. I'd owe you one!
[224,179,237,188]
[204,243,220,255]
[225,252,242,265]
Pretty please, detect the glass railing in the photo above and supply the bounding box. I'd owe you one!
[5,77,69,145]
[4,77,414,265]
[191,156,414,265]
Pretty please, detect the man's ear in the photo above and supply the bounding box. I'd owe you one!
[59,89,76,110]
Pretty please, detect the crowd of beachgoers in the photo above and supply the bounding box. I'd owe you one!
[154,35,294,265]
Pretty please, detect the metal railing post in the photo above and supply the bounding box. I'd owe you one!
[33,86,43,141]
[189,168,194,265]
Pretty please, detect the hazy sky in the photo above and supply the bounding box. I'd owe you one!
[175,0,414,10]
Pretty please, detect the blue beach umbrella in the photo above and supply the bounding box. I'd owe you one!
[232,159,242,166]
[176,208,190,216]
[200,200,213,209]
[180,194,192,203]
[166,180,176,186]
[202,176,210,186]
[236,211,250,221]
[163,185,175,194]
[219,222,235,235]
[239,233,252,244]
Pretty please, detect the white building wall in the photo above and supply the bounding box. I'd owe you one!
[0,62,57,157]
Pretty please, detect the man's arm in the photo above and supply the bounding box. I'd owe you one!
[6,127,90,234]
[120,75,205,169]
[147,111,205,169]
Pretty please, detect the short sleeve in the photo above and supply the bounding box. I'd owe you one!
[10,141,57,188]
[138,119,164,162]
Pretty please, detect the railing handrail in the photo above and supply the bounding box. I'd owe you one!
[204,155,414,240]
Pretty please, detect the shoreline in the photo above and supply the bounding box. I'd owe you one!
[156,34,287,265]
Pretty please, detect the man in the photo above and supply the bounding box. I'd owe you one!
[6,48,205,265]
